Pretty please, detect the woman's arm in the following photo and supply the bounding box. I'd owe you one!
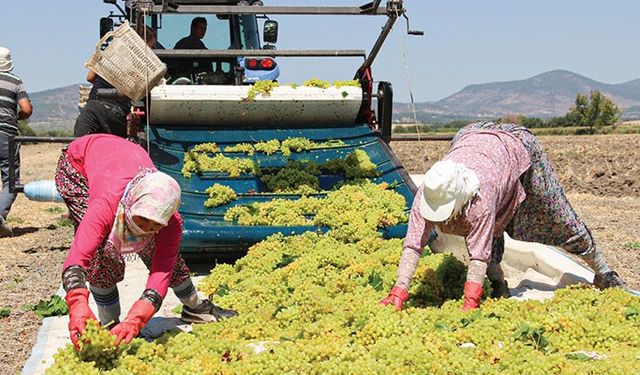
[63,198,116,271]
[144,213,183,300]
[396,187,433,288]
[86,70,97,83]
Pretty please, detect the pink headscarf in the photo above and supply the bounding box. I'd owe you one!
[107,170,181,255]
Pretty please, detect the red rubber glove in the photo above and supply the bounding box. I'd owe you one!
[379,286,409,311]
[110,300,155,346]
[462,281,484,310]
[65,288,97,351]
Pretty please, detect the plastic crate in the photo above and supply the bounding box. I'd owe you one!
[85,21,166,101]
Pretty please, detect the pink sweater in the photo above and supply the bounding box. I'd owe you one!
[403,130,530,262]
[62,134,182,298]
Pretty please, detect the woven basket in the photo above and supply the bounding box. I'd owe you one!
[85,21,166,101]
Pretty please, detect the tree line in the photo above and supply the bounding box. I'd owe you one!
[395,90,623,134]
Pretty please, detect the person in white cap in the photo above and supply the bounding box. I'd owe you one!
[0,47,33,237]
[381,122,625,311]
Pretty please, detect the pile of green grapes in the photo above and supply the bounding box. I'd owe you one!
[181,138,349,178]
[223,138,346,157]
[244,79,360,101]
[47,181,640,373]
[181,143,257,178]
[47,230,640,374]
[204,184,238,208]
[224,181,407,242]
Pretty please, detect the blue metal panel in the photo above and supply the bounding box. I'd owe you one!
[148,123,416,253]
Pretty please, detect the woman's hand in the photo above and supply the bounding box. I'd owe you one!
[110,300,156,346]
[380,286,409,311]
[65,288,98,350]
[462,281,483,310]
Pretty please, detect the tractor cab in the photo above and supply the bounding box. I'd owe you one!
[143,5,280,85]
[100,0,280,85]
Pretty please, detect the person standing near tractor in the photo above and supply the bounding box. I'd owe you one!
[0,47,32,237]
[381,122,626,311]
[74,27,158,138]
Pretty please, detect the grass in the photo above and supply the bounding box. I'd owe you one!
[624,242,640,251]
[47,217,74,229]
[7,217,25,224]
[44,206,64,214]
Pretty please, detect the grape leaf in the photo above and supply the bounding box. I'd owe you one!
[216,283,231,297]
[274,254,298,269]
[366,271,384,291]
[28,295,68,318]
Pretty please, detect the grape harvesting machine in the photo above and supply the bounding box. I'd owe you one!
[113,0,423,254]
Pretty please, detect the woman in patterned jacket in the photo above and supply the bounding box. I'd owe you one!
[381,122,625,311]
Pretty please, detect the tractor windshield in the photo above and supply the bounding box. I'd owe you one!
[149,14,259,50]
[146,14,260,84]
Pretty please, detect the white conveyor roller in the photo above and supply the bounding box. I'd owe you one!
[149,84,363,126]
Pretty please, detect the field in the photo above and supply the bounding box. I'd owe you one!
[1,134,639,374]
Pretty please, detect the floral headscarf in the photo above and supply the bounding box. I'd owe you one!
[107,170,181,255]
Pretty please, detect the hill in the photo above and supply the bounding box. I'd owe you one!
[395,70,640,122]
[28,84,84,133]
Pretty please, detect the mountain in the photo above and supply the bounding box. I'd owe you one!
[395,70,640,121]
[25,70,640,133]
[28,84,85,133]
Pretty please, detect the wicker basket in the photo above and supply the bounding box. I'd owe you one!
[85,21,166,101]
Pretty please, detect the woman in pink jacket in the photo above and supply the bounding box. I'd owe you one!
[381,122,625,311]
[55,134,236,348]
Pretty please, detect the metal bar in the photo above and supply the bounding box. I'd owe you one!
[15,136,75,143]
[376,137,417,195]
[154,49,367,58]
[390,134,454,141]
[359,13,398,72]
[151,5,388,15]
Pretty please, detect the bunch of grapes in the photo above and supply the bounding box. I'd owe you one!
[303,78,331,89]
[181,150,256,178]
[332,79,361,88]
[204,184,238,208]
[224,143,255,156]
[246,80,280,101]
[259,160,321,193]
[323,149,378,179]
[254,139,280,155]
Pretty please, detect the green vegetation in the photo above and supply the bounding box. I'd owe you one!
[567,90,621,133]
[48,217,74,229]
[393,90,634,137]
[23,295,69,319]
[44,206,65,214]
[624,242,640,251]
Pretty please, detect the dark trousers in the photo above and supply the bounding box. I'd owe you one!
[0,131,20,219]
[74,100,128,138]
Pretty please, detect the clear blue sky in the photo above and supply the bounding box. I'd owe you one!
[1,1,638,102]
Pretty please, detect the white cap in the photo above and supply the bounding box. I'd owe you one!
[420,160,480,222]
[0,47,14,72]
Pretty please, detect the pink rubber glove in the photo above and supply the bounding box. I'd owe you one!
[380,286,409,311]
[65,288,98,351]
[110,300,155,346]
[462,281,483,310]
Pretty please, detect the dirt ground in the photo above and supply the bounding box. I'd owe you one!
[1,134,639,374]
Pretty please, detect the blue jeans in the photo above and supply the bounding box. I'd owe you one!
[0,131,20,219]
